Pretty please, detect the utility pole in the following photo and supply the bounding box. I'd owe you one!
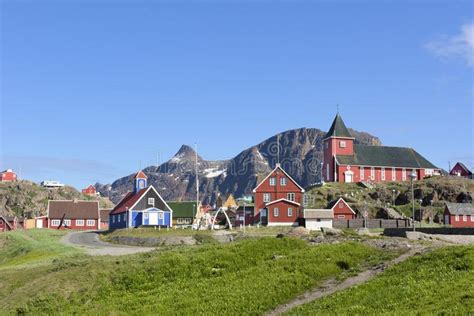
[410,171,416,232]
[195,142,199,225]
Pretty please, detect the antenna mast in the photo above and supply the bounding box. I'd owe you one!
[195,142,199,220]
[277,134,280,165]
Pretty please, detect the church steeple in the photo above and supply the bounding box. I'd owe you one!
[133,170,148,194]
[324,114,353,139]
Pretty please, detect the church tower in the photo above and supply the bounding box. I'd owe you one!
[322,114,355,182]
[133,170,148,193]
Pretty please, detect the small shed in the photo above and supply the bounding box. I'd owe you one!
[304,209,333,231]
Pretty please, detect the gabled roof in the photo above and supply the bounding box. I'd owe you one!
[445,202,474,216]
[324,114,353,139]
[167,201,197,218]
[452,162,473,175]
[99,209,113,222]
[109,188,147,215]
[134,170,147,179]
[336,144,438,169]
[328,198,356,214]
[48,200,100,219]
[252,164,305,193]
[265,198,300,207]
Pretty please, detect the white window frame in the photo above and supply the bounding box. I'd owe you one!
[112,216,115,223]
[402,168,407,181]
[370,167,375,181]
[51,219,60,226]
[326,163,330,181]
[339,202,343,208]
[63,219,71,226]
[392,168,396,181]
[325,142,329,149]
[280,177,287,186]
[273,207,279,217]
[287,193,295,202]
[463,215,467,222]
[412,170,417,180]
[269,177,276,186]
[148,197,155,206]
[159,212,164,220]
[339,140,346,148]
[177,218,184,224]
[381,168,385,181]
[455,215,459,222]
[287,208,293,217]
[338,215,345,219]
[75,219,84,226]
[86,219,95,227]
[471,215,474,222]
[185,218,192,224]
[144,213,149,220]
[360,167,364,180]
[263,193,271,203]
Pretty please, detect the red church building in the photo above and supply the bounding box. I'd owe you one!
[1,169,17,182]
[322,114,441,183]
[253,164,305,226]
[449,162,473,179]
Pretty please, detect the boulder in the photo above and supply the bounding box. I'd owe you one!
[286,226,310,237]
[321,227,343,236]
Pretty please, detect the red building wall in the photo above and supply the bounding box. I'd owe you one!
[82,186,97,195]
[0,219,12,232]
[450,163,472,178]
[266,200,300,224]
[323,137,354,182]
[1,171,17,182]
[49,218,100,230]
[336,165,424,183]
[254,166,303,224]
[444,208,474,227]
[332,199,356,219]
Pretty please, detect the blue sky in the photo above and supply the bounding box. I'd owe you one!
[1,0,473,189]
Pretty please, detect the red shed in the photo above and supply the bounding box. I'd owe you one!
[0,169,17,182]
[444,202,474,228]
[253,163,304,226]
[329,198,356,219]
[449,162,473,179]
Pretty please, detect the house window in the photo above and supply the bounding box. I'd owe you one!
[412,170,417,180]
[51,219,60,226]
[326,163,330,181]
[325,142,329,149]
[185,218,192,224]
[287,208,293,217]
[287,193,295,202]
[269,177,276,186]
[339,203,343,208]
[144,213,149,220]
[280,177,287,186]
[455,215,459,222]
[75,219,84,226]
[112,216,115,223]
[402,169,407,181]
[63,219,71,226]
[392,168,396,181]
[86,219,95,227]
[274,208,279,217]
[263,193,271,203]
[463,215,467,222]
[159,212,164,220]
[360,167,364,180]
[340,141,346,148]
[381,168,385,181]
[148,197,155,206]
[370,167,375,180]
[177,218,184,224]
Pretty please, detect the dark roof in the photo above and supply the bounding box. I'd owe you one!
[324,114,353,139]
[110,188,148,215]
[167,201,197,218]
[445,202,474,216]
[337,144,438,169]
[48,200,100,219]
[100,209,113,222]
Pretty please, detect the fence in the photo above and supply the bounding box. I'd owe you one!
[333,218,411,229]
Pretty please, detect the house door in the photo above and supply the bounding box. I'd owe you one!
[260,209,268,225]
[36,219,43,229]
[344,172,353,183]
[444,215,449,225]
[149,213,158,225]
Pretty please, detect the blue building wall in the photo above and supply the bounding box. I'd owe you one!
[109,213,127,230]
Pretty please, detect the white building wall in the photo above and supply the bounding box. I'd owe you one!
[305,219,333,231]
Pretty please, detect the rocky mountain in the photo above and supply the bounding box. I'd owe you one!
[97,127,382,204]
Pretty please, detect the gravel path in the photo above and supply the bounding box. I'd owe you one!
[265,245,428,316]
[61,231,156,256]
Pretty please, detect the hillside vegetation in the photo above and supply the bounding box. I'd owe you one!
[305,176,473,220]
[289,246,474,315]
[0,180,114,218]
[0,230,393,315]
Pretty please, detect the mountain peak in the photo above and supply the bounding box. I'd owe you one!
[176,144,196,157]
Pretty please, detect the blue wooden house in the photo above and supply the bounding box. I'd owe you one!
[109,171,173,229]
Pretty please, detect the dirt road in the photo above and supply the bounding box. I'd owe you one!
[61,231,155,256]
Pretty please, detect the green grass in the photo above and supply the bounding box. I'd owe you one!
[288,245,474,315]
[101,227,217,239]
[0,229,82,269]
[0,231,393,315]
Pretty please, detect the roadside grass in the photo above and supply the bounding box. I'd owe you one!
[4,237,394,315]
[0,229,82,269]
[287,245,474,315]
[101,227,216,239]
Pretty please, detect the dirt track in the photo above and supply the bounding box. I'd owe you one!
[61,231,155,256]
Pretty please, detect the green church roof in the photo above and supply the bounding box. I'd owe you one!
[324,114,353,139]
[167,201,197,218]
[337,144,438,169]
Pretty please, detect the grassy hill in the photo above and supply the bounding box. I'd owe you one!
[0,180,115,218]
[305,176,473,220]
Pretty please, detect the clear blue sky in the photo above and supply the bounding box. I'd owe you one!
[1,0,473,189]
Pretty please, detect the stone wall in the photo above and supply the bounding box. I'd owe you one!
[333,219,411,229]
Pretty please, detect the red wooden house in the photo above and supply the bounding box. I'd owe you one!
[328,198,356,219]
[322,114,441,183]
[82,185,98,196]
[1,169,17,182]
[253,164,305,226]
[36,200,101,230]
[444,202,474,228]
[449,162,473,179]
